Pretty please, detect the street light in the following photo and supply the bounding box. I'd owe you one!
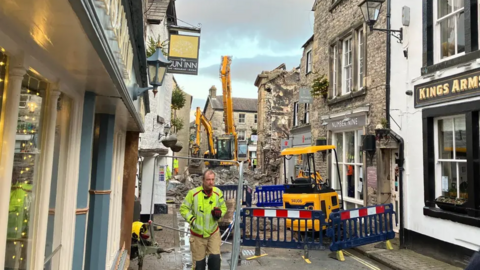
[358,0,402,42]
[158,123,171,140]
[133,43,172,100]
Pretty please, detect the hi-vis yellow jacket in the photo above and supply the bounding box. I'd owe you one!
[180,186,227,238]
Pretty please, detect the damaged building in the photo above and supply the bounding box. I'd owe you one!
[254,64,300,183]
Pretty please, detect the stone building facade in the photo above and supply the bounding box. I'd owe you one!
[255,64,299,180]
[200,86,258,161]
[174,79,192,174]
[309,0,391,209]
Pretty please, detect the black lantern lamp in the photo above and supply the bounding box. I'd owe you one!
[133,43,172,100]
[158,123,171,140]
[358,0,403,42]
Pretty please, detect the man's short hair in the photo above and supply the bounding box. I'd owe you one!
[203,169,216,179]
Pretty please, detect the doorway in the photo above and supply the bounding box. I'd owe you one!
[391,151,400,233]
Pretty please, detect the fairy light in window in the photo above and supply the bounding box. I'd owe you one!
[12,256,15,259]
[1,47,5,52]
[0,61,4,66]
[13,242,16,245]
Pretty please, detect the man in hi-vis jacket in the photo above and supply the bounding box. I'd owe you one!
[180,169,227,270]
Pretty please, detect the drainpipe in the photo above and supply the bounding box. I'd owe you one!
[386,0,391,128]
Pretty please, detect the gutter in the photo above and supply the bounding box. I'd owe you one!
[70,0,146,132]
[386,0,391,128]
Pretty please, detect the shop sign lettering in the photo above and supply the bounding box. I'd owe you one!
[326,115,366,131]
[415,69,480,108]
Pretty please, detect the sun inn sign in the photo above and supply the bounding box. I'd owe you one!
[414,68,480,108]
[94,0,134,80]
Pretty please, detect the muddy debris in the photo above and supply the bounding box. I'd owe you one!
[166,166,279,204]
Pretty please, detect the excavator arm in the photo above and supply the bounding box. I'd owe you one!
[191,107,216,164]
[220,56,238,162]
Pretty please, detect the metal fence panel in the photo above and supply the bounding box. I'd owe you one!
[240,207,326,250]
[217,184,253,207]
[255,185,285,207]
[327,204,396,252]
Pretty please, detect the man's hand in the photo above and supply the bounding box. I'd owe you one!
[211,207,222,220]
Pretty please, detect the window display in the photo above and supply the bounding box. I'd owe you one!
[332,129,364,208]
[0,47,6,116]
[434,115,467,212]
[4,71,47,270]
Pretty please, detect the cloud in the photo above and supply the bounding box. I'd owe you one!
[173,0,314,100]
[198,55,301,84]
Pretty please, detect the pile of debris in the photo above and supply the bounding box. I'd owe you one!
[166,166,276,204]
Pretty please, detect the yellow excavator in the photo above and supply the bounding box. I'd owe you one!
[217,55,238,166]
[280,145,343,231]
[189,107,217,174]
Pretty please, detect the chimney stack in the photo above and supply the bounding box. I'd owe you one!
[209,85,217,98]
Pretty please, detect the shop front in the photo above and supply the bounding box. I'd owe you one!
[403,68,480,262]
[321,111,368,210]
[0,0,148,268]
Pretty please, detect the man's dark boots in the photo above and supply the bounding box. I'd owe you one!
[207,254,221,270]
[195,258,206,270]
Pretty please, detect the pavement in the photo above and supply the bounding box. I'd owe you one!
[128,205,462,270]
[354,237,462,270]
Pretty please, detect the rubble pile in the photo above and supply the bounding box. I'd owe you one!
[166,166,278,204]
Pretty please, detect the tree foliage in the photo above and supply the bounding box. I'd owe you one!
[171,117,184,132]
[171,87,186,111]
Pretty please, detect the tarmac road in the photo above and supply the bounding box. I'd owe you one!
[129,205,392,270]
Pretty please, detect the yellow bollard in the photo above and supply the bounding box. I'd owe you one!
[336,250,345,261]
[386,240,393,250]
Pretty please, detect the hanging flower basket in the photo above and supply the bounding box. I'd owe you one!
[161,134,177,148]
[171,142,183,153]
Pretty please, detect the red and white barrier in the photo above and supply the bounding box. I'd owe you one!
[340,205,385,220]
[252,209,312,219]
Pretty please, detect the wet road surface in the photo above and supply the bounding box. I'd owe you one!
[129,206,392,270]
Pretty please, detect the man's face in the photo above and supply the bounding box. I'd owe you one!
[203,172,215,190]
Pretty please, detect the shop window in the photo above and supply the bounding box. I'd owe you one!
[342,36,353,95]
[44,93,72,268]
[423,101,480,227]
[239,113,245,123]
[434,115,469,211]
[5,71,47,269]
[332,129,364,208]
[435,0,465,61]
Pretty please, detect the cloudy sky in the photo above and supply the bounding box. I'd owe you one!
[172,0,315,120]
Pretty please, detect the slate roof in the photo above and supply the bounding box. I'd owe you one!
[208,96,258,113]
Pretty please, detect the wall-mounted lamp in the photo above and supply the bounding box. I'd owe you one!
[362,134,376,165]
[158,123,171,140]
[405,90,413,96]
[133,43,172,100]
[358,0,403,42]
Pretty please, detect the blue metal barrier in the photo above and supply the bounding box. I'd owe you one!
[240,207,326,251]
[327,204,396,253]
[217,185,253,207]
[255,185,285,207]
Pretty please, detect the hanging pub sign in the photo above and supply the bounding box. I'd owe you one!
[414,68,480,108]
[167,34,200,75]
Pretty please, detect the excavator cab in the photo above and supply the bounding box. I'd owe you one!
[280,145,344,231]
[215,134,236,166]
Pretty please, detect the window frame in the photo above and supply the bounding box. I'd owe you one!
[293,102,298,126]
[433,0,466,63]
[358,28,364,90]
[306,50,312,74]
[304,103,310,124]
[239,113,245,123]
[332,129,364,208]
[332,44,338,97]
[238,130,246,141]
[342,36,353,95]
[422,100,480,227]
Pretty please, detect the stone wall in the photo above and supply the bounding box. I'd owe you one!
[309,0,388,206]
[255,67,299,176]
